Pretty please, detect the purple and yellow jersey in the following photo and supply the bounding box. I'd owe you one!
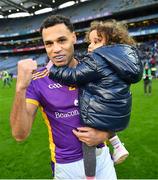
[26,67,82,164]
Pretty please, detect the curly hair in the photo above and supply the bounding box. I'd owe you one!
[86,19,136,46]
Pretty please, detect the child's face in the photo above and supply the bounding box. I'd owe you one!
[88,30,106,53]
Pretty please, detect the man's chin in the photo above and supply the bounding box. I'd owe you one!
[55,63,66,67]
[54,62,66,67]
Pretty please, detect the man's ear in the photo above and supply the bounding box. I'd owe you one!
[72,32,77,44]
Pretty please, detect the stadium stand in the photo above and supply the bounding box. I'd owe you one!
[0,0,158,75]
[1,0,158,36]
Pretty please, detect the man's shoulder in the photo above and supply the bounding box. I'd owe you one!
[32,66,49,80]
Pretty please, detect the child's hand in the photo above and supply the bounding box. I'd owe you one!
[88,42,104,53]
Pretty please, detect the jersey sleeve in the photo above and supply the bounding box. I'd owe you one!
[26,80,40,106]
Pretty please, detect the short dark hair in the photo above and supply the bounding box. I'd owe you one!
[40,15,74,34]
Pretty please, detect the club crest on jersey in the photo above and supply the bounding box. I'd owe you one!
[48,83,62,89]
[74,99,78,106]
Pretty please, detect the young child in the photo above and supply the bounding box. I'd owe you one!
[86,22,129,165]
[49,19,143,178]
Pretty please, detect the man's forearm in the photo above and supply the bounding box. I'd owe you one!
[10,59,38,141]
[10,89,31,141]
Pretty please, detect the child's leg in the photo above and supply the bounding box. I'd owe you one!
[109,133,129,164]
[109,132,122,148]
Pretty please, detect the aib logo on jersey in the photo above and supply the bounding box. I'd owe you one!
[74,99,78,106]
[48,83,62,89]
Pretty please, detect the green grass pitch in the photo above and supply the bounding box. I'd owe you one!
[0,79,158,179]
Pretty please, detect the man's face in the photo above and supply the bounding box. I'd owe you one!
[42,23,77,67]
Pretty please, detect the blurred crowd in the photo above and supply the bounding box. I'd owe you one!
[137,41,158,78]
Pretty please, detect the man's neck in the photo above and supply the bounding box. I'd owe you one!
[68,58,78,67]
[46,61,53,70]
[46,58,78,70]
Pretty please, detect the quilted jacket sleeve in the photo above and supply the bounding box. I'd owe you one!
[94,45,143,84]
[49,55,100,86]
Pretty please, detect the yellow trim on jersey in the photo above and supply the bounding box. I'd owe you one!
[33,71,49,80]
[32,69,49,80]
[68,85,77,90]
[32,69,48,78]
[40,107,56,163]
[26,98,56,162]
[26,98,39,106]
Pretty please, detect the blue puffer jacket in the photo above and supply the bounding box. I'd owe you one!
[49,44,143,132]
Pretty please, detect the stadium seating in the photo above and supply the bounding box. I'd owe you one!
[0,0,158,75]
[0,53,47,74]
[0,0,158,36]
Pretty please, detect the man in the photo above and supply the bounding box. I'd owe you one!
[2,70,11,87]
[143,62,152,95]
[10,15,117,179]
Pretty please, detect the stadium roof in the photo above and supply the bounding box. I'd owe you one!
[0,0,90,18]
